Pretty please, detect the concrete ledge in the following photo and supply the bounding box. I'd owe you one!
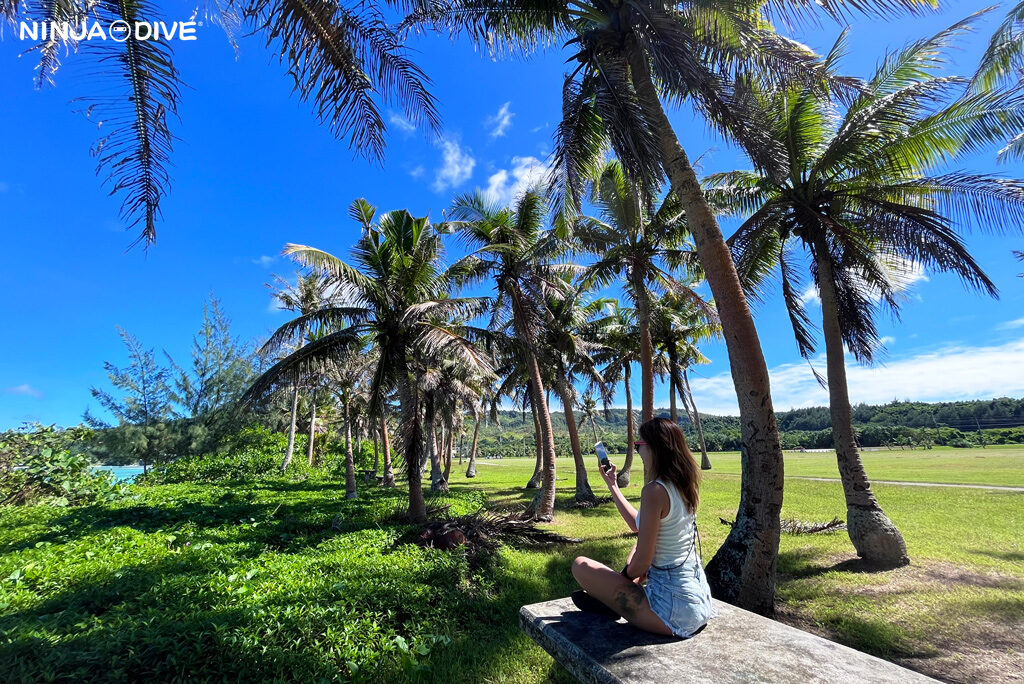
[520,597,938,684]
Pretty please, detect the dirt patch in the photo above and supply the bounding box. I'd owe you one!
[776,555,1024,683]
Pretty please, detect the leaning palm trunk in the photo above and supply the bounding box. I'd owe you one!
[397,359,427,521]
[815,241,908,566]
[526,399,544,489]
[307,388,317,467]
[466,412,481,478]
[683,369,712,470]
[343,393,357,499]
[442,421,453,482]
[282,370,300,471]
[617,364,636,487]
[628,45,784,615]
[381,415,395,488]
[523,352,558,520]
[559,382,597,505]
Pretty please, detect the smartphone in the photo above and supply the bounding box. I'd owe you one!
[595,442,611,472]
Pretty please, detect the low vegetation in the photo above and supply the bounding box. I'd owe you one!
[1,447,1020,682]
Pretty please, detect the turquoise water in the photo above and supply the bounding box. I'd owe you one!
[92,465,145,482]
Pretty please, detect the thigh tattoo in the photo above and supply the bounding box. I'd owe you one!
[613,582,647,619]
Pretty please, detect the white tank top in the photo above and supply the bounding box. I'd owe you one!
[635,478,697,568]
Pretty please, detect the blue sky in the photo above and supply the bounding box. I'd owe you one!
[1,3,1023,429]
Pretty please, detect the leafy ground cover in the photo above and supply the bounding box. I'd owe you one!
[2,452,1021,682]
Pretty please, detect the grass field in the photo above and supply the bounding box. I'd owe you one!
[680,445,1024,487]
[1,448,1021,682]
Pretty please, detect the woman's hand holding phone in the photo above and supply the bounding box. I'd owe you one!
[595,442,618,490]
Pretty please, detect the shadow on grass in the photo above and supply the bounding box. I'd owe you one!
[970,549,1024,563]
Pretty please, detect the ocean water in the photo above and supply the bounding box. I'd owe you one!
[92,465,145,483]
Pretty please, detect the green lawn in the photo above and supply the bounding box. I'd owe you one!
[1,452,1021,682]
[620,445,1024,487]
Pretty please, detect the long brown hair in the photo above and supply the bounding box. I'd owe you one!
[639,418,701,514]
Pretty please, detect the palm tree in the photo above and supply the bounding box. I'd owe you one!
[541,288,609,505]
[465,393,489,478]
[447,190,575,521]
[9,0,440,247]
[594,303,640,487]
[970,2,1024,160]
[578,161,697,425]
[650,291,720,469]
[415,0,934,614]
[243,199,488,522]
[264,272,336,471]
[710,24,1024,565]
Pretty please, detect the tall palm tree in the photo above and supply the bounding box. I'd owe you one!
[594,303,640,486]
[264,272,335,471]
[710,24,1024,565]
[243,199,488,522]
[650,291,720,469]
[8,0,440,247]
[447,190,576,521]
[414,0,933,613]
[541,288,609,506]
[578,161,697,425]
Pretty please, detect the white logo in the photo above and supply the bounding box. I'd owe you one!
[18,20,199,42]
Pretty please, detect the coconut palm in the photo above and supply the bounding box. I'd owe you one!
[650,291,720,469]
[540,287,610,505]
[709,24,1024,565]
[263,272,336,471]
[446,189,576,520]
[578,161,699,425]
[594,302,640,487]
[243,199,488,522]
[412,0,935,613]
[970,2,1024,160]
[8,0,440,247]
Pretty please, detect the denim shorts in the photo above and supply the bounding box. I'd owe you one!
[644,563,715,638]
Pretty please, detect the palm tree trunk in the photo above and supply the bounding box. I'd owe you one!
[628,44,784,615]
[683,369,712,470]
[526,399,543,489]
[668,349,680,424]
[343,392,357,499]
[631,268,656,422]
[282,370,300,472]
[618,363,636,487]
[559,382,596,505]
[814,238,908,566]
[442,420,453,482]
[307,388,317,467]
[426,393,448,493]
[396,359,425,521]
[524,352,557,520]
[381,414,395,488]
[372,430,379,477]
[466,410,481,478]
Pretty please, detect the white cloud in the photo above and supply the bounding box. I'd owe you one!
[252,256,275,268]
[432,138,475,192]
[799,284,819,306]
[409,164,425,180]
[688,339,1024,416]
[531,123,549,133]
[799,257,928,309]
[878,336,895,346]
[996,317,1024,331]
[482,156,549,206]
[485,102,514,138]
[5,384,42,399]
[389,112,416,135]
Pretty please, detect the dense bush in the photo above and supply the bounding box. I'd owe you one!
[0,424,122,507]
[141,426,311,484]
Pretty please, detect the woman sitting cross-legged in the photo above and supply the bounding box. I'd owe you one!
[571,417,714,638]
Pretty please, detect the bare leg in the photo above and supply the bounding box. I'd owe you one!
[571,556,672,636]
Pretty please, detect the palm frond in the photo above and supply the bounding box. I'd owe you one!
[78,0,183,248]
[971,1,1024,92]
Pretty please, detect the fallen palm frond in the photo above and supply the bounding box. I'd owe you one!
[780,517,847,534]
[403,510,580,554]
